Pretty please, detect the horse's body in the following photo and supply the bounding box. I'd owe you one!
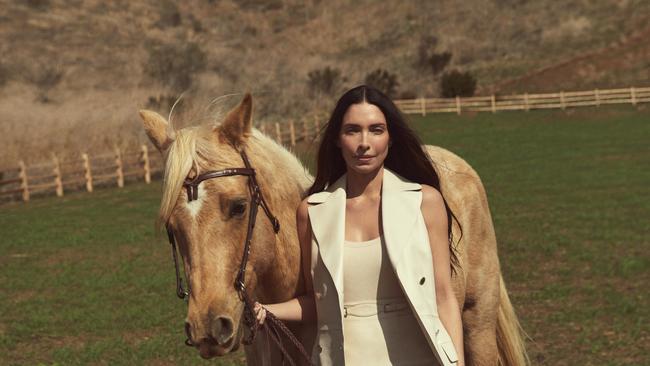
[139,94,528,365]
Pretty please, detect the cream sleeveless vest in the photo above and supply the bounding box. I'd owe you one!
[306,167,459,366]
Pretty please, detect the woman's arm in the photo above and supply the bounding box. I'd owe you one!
[421,185,465,366]
[254,197,316,324]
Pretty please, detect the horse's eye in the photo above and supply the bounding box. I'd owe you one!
[230,200,247,217]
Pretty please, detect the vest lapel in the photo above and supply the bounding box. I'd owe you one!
[381,168,423,274]
[307,168,422,313]
[307,174,347,312]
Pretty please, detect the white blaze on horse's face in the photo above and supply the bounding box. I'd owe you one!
[185,183,206,218]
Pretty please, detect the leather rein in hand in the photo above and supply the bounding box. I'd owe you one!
[164,149,313,366]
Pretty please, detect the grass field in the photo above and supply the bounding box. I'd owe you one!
[1,105,648,365]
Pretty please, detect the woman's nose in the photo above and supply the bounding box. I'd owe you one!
[359,131,369,146]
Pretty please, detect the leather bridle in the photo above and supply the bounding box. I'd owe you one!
[165,149,279,303]
[163,148,313,365]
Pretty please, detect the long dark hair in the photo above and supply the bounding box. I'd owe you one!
[308,85,463,276]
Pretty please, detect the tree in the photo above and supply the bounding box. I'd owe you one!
[440,70,477,98]
[307,66,342,97]
[364,69,399,99]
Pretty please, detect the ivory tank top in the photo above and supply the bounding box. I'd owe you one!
[342,234,439,365]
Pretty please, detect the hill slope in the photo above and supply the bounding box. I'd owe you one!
[0,0,649,166]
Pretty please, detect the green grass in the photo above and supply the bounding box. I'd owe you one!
[410,105,649,365]
[1,105,648,365]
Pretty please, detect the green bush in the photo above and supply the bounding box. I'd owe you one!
[25,0,50,10]
[417,36,452,76]
[144,41,207,91]
[428,52,452,75]
[364,68,399,99]
[440,70,477,98]
[307,66,342,97]
[156,0,181,28]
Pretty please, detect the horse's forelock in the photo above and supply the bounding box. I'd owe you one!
[158,125,233,227]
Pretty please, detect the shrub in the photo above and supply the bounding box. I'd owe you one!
[429,52,452,75]
[417,36,452,76]
[307,66,342,97]
[144,41,207,91]
[440,70,477,98]
[25,0,50,10]
[364,68,399,99]
[156,0,181,28]
[27,64,63,103]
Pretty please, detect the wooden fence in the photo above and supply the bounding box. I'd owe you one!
[0,117,324,203]
[394,86,650,115]
[0,145,164,203]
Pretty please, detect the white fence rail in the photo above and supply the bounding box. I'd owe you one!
[394,86,650,115]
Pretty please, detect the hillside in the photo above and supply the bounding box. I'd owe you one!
[0,0,649,167]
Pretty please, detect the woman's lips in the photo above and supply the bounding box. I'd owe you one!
[355,155,374,162]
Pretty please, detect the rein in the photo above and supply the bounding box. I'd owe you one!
[164,149,313,366]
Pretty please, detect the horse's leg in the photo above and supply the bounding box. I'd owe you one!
[462,273,500,366]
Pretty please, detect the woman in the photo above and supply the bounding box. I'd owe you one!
[254,85,465,366]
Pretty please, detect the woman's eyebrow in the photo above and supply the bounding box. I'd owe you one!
[342,122,386,127]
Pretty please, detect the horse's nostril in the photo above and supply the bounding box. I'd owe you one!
[211,316,234,345]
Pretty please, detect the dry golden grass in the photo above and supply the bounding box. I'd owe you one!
[1,0,648,168]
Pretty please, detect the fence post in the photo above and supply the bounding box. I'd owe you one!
[289,119,296,147]
[52,154,63,197]
[491,94,496,113]
[595,89,600,107]
[455,96,461,115]
[524,93,530,111]
[630,86,637,105]
[115,146,124,188]
[275,122,282,144]
[560,91,566,110]
[82,152,93,192]
[141,144,151,184]
[18,160,29,202]
[420,97,426,116]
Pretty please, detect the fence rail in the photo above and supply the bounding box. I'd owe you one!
[0,114,325,203]
[5,84,643,204]
[394,86,650,115]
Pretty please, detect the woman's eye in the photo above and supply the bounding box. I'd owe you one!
[230,201,247,217]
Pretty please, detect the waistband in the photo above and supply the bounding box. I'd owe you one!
[343,299,410,318]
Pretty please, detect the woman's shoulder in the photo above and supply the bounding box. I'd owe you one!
[419,184,445,213]
[420,184,443,203]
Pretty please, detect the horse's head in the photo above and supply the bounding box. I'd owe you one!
[139,95,281,358]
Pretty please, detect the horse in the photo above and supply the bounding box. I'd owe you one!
[138,93,529,365]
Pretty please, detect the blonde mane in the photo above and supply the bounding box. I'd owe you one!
[157,123,312,228]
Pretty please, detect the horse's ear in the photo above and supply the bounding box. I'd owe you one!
[139,110,175,152]
[218,93,253,148]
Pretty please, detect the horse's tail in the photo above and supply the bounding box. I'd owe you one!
[496,273,531,366]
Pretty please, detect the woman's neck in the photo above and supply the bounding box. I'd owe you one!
[345,166,383,199]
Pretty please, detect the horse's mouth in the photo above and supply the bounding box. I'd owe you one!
[196,321,243,359]
[198,336,235,358]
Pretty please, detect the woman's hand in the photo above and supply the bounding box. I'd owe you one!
[253,301,267,325]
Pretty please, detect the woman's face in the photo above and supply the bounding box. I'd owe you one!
[337,102,391,174]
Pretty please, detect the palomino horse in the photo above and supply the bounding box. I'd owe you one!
[138,94,528,365]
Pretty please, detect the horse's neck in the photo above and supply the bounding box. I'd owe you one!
[249,133,311,303]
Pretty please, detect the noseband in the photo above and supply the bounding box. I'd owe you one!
[165,149,280,302]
